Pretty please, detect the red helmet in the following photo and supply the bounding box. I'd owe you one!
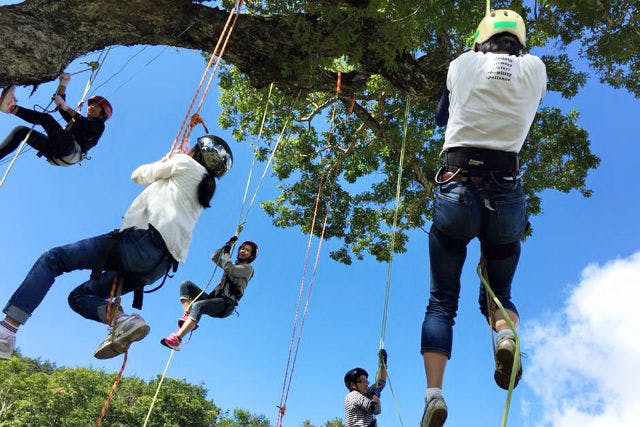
[88,95,113,120]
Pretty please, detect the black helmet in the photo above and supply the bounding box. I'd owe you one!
[193,135,233,178]
[344,367,368,389]
[239,241,259,263]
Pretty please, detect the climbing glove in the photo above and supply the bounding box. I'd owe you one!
[378,348,388,366]
[52,94,68,111]
[223,236,239,254]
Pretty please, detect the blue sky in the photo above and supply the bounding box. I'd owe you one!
[1,4,639,427]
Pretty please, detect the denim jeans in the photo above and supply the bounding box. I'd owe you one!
[0,106,75,160]
[421,178,526,357]
[3,228,171,325]
[180,280,233,322]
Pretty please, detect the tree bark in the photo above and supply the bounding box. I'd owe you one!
[0,0,447,98]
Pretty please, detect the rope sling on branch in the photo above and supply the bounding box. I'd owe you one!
[0,48,110,189]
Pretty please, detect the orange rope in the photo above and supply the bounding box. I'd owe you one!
[275,73,348,426]
[280,200,332,421]
[275,171,326,427]
[170,0,243,154]
[95,273,127,427]
[188,113,209,134]
[105,274,123,326]
[178,3,241,151]
[329,72,342,125]
[95,351,129,427]
[275,153,348,427]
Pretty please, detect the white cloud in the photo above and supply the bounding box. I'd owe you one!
[524,252,640,427]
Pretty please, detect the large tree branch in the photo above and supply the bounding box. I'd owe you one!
[0,0,447,98]
[342,97,432,190]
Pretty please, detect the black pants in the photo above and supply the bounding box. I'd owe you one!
[0,107,75,160]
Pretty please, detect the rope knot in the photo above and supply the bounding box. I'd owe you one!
[189,113,209,133]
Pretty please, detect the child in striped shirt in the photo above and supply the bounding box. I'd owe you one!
[343,349,387,427]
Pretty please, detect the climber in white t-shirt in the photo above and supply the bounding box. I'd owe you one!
[421,9,547,427]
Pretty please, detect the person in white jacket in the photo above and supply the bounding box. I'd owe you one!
[0,135,233,360]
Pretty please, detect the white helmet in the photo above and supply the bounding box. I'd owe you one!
[472,9,526,49]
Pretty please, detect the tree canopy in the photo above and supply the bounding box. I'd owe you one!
[0,353,282,426]
[1,0,637,263]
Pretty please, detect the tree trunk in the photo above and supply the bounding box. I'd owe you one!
[0,0,447,98]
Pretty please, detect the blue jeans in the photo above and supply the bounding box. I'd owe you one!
[3,228,171,325]
[421,178,526,358]
[180,280,233,322]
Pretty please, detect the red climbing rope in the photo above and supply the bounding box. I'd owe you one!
[94,351,129,427]
[170,0,243,155]
[275,169,327,427]
[94,274,129,427]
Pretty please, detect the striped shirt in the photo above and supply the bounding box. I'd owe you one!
[344,388,381,427]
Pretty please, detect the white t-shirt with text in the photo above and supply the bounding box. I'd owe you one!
[443,50,547,153]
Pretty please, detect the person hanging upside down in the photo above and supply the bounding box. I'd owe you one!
[420,9,546,427]
[0,73,112,165]
[160,236,258,351]
[343,350,388,427]
[0,135,234,360]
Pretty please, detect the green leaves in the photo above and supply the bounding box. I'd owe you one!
[0,354,270,426]
[212,0,616,264]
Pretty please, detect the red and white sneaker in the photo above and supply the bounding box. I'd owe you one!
[0,86,16,113]
[160,332,181,351]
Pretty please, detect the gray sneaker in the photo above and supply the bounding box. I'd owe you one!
[494,334,522,390]
[0,332,15,360]
[94,314,150,360]
[421,395,447,427]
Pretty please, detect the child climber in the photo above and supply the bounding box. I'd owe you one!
[0,73,112,165]
[160,236,258,351]
[344,349,388,427]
